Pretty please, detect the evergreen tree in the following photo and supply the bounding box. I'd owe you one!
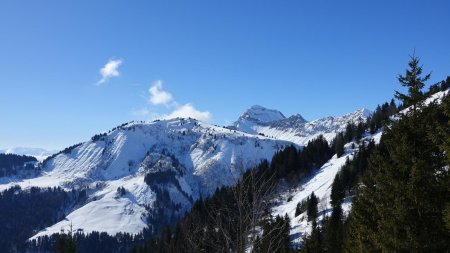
[324,205,343,253]
[333,133,345,158]
[346,56,450,252]
[307,192,318,222]
[300,220,322,253]
[330,174,345,208]
[395,53,430,112]
[56,224,76,253]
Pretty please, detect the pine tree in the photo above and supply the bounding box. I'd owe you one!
[300,220,322,253]
[55,223,76,253]
[395,53,430,112]
[345,56,450,252]
[334,133,345,158]
[307,192,318,222]
[330,174,345,208]
[324,205,343,253]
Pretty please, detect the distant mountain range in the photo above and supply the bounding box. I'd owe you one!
[231,105,371,146]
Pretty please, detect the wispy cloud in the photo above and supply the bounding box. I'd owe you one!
[149,80,173,105]
[134,80,212,122]
[97,59,122,84]
[165,103,212,122]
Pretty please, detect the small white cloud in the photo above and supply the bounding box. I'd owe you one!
[149,80,174,105]
[148,80,173,105]
[165,103,212,122]
[132,80,212,122]
[97,59,122,84]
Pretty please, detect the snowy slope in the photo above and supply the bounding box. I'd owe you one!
[0,118,291,239]
[269,89,449,247]
[271,132,382,246]
[399,88,449,116]
[233,106,371,146]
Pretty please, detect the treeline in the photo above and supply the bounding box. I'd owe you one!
[42,143,82,167]
[0,186,86,252]
[28,230,144,253]
[270,135,333,182]
[0,153,37,177]
[300,55,450,252]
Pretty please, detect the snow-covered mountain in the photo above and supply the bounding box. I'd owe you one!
[232,105,371,145]
[0,118,291,239]
[0,105,376,241]
[235,105,287,127]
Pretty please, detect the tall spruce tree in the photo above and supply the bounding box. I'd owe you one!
[334,133,345,158]
[330,174,345,208]
[345,56,450,252]
[395,53,430,112]
[307,192,319,222]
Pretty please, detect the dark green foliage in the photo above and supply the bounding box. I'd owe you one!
[323,205,344,253]
[333,133,345,158]
[306,192,318,222]
[0,153,37,177]
[330,174,344,208]
[0,186,86,252]
[395,53,430,111]
[299,221,322,253]
[144,170,180,188]
[295,192,322,218]
[117,186,126,196]
[270,136,333,182]
[29,231,143,253]
[255,215,292,253]
[424,76,450,97]
[346,58,450,252]
[347,101,450,252]
[337,141,376,196]
[367,100,398,134]
[91,132,107,142]
[56,230,76,253]
[295,198,308,217]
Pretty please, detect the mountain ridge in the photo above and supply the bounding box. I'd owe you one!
[233,105,371,145]
[1,118,292,239]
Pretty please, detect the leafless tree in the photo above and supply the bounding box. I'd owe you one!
[199,157,288,253]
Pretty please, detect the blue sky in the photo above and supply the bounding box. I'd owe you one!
[1,1,449,150]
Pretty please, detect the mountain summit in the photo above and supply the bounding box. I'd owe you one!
[236,105,286,124]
